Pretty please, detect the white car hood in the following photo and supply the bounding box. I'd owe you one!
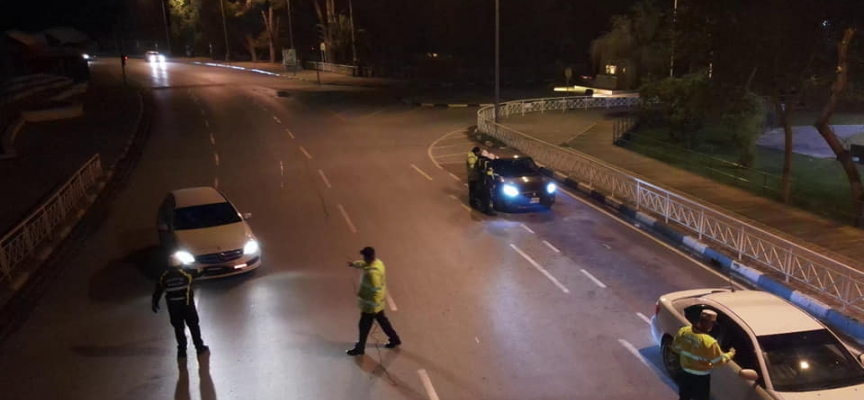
[775,383,864,400]
[174,222,252,255]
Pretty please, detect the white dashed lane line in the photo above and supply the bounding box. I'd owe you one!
[509,244,570,293]
[299,146,313,159]
[637,312,651,324]
[411,164,434,181]
[337,204,357,234]
[273,115,282,124]
[520,224,535,234]
[285,129,295,139]
[213,153,220,166]
[318,169,332,189]
[543,240,560,253]
[417,369,440,400]
[580,269,607,289]
[386,294,398,312]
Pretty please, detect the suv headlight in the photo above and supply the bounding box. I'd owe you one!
[173,250,195,265]
[546,182,557,194]
[502,184,519,197]
[244,239,260,255]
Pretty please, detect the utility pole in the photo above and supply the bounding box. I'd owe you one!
[349,0,357,66]
[494,0,500,123]
[160,0,172,55]
[220,0,231,64]
[285,0,296,74]
[670,0,678,77]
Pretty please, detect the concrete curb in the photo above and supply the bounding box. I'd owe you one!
[540,165,864,343]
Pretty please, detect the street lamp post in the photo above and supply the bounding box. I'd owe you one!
[349,0,358,66]
[220,0,231,63]
[670,0,678,77]
[160,0,172,55]
[494,0,500,123]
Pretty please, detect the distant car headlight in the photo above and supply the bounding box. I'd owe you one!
[82,53,90,60]
[243,239,260,255]
[546,182,557,194]
[158,55,166,62]
[148,55,155,62]
[502,184,520,197]
[173,250,195,265]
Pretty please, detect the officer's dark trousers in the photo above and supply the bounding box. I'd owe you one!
[356,311,400,348]
[678,371,710,400]
[468,179,478,207]
[168,303,205,350]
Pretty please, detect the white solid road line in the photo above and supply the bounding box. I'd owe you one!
[386,294,398,312]
[520,224,535,234]
[509,244,570,293]
[411,164,434,181]
[449,172,461,181]
[580,269,607,289]
[299,146,313,159]
[637,312,651,324]
[285,129,295,139]
[318,169,332,188]
[427,129,470,169]
[417,369,441,400]
[543,240,560,253]
[213,153,220,166]
[337,204,358,234]
[273,115,282,124]
[558,188,747,290]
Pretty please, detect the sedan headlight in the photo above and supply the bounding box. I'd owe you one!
[82,53,90,60]
[243,239,260,255]
[173,250,195,265]
[158,55,166,62]
[546,182,557,194]
[502,184,520,197]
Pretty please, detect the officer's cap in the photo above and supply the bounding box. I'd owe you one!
[700,309,718,322]
[360,246,376,257]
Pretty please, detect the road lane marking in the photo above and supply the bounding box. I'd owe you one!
[386,294,398,312]
[460,204,472,212]
[448,172,461,181]
[209,133,215,145]
[285,129,294,139]
[433,151,470,159]
[213,176,219,188]
[558,187,746,289]
[417,370,440,400]
[602,243,611,250]
[318,169,332,188]
[543,240,560,253]
[580,269,607,288]
[411,164,433,181]
[637,312,651,324]
[299,146,312,159]
[520,224,535,234]
[509,244,569,293]
[449,195,458,200]
[337,204,357,234]
[463,183,468,187]
[618,339,678,390]
[427,129,469,169]
[200,108,205,116]
[204,119,209,128]
[273,115,282,124]
[213,153,220,166]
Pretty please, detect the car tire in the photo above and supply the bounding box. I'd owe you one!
[661,336,682,381]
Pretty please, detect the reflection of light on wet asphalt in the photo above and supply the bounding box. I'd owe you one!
[149,62,168,85]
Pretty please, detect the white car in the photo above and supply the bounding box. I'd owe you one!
[157,187,261,278]
[146,51,166,63]
[650,288,864,400]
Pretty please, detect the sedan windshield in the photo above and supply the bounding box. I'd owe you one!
[490,158,539,177]
[759,329,864,392]
[174,202,242,230]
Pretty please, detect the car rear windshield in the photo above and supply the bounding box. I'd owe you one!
[759,329,864,392]
[490,158,538,177]
[174,202,241,230]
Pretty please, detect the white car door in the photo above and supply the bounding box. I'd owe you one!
[711,311,773,400]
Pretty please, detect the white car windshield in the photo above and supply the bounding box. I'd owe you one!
[759,329,864,392]
[174,202,242,230]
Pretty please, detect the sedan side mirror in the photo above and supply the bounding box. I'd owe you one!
[738,369,759,382]
[242,213,252,220]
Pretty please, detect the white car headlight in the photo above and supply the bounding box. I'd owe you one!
[546,182,557,194]
[502,184,519,197]
[158,55,166,62]
[243,239,260,255]
[173,250,195,265]
[82,53,90,60]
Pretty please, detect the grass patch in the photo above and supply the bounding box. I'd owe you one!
[619,125,864,223]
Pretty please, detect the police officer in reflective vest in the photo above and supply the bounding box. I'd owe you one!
[152,258,209,359]
[476,155,497,215]
[672,309,735,400]
[345,246,401,356]
[466,147,481,207]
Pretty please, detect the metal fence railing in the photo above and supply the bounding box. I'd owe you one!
[304,61,358,76]
[477,97,864,313]
[0,154,103,283]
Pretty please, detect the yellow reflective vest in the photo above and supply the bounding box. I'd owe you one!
[351,259,387,313]
[672,325,735,375]
[467,151,479,181]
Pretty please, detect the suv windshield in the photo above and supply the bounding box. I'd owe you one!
[489,158,539,177]
[174,202,242,230]
[759,329,864,392]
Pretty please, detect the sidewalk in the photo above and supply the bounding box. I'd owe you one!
[0,65,141,234]
[185,58,404,87]
[501,112,864,269]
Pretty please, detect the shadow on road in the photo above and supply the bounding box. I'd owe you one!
[88,245,165,303]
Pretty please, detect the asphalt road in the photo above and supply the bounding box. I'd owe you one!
[0,59,738,400]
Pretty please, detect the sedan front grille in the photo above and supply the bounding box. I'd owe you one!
[196,249,243,264]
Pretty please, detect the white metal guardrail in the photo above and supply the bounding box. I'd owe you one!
[0,154,103,283]
[477,97,864,313]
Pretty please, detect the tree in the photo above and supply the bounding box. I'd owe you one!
[640,72,712,148]
[314,0,353,64]
[168,0,201,53]
[236,0,283,63]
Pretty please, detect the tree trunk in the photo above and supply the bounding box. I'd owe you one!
[773,96,794,203]
[244,34,258,62]
[261,7,276,63]
[814,28,863,225]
